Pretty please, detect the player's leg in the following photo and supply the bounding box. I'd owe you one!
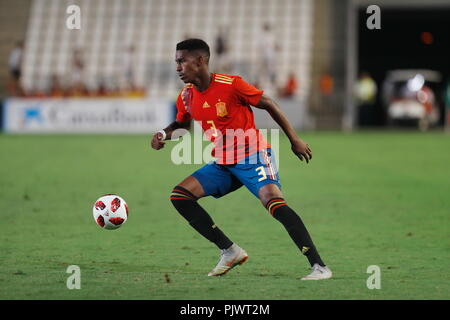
[170,175,233,250]
[259,183,326,267]
[258,184,331,279]
[259,184,325,267]
[176,175,206,199]
[169,164,248,276]
[231,148,331,279]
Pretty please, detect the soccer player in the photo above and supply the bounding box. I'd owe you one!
[151,39,332,280]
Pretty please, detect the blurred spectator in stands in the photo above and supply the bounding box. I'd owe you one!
[319,73,334,96]
[122,44,137,91]
[49,74,65,97]
[97,82,109,97]
[355,72,377,105]
[68,47,87,96]
[278,73,298,98]
[355,71,378,126]
[257,23,279,87]
[95,74,112,97]
[314,72,335,111]
[214,26,231,74]
[417,84,439,130]
[8,40,24,96]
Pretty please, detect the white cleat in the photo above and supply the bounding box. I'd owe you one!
[300,263,333,280]
[208,244,249,277]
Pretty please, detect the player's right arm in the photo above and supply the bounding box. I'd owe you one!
[151,120,190,150]
[151,91,192,150]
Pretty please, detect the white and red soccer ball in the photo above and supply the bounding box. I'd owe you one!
[93,194,128,230]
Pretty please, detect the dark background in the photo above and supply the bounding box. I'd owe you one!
[358,8,450,126]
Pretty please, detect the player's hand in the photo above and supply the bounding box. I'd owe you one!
[151,132,166,150]
[291,139,312,163]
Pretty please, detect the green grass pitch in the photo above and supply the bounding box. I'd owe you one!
[0,131,449,300]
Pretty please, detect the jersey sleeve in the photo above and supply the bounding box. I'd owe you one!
[233,76,264,106]
[175,92,192,123]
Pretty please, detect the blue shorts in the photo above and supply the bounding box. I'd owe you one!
[191,148,281,199]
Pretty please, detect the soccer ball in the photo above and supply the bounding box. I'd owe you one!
[93,194,129,230]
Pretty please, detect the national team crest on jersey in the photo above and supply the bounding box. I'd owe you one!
[215,100,228,117]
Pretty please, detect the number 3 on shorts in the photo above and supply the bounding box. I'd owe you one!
[256,166,267,182]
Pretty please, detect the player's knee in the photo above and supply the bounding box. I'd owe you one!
[169,185,197,205]
[258,184,283,208]
[260,192,283,210]
[169,185,199,222]
[265,197,288,217]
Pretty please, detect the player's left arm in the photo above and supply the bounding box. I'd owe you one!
[254,95,312,163]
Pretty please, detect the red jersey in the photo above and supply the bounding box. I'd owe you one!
[175,73,270,164]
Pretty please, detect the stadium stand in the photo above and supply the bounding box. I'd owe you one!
[19,0,314,101]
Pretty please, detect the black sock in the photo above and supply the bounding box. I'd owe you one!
[266,198,325,267]
[170,186,233,250]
